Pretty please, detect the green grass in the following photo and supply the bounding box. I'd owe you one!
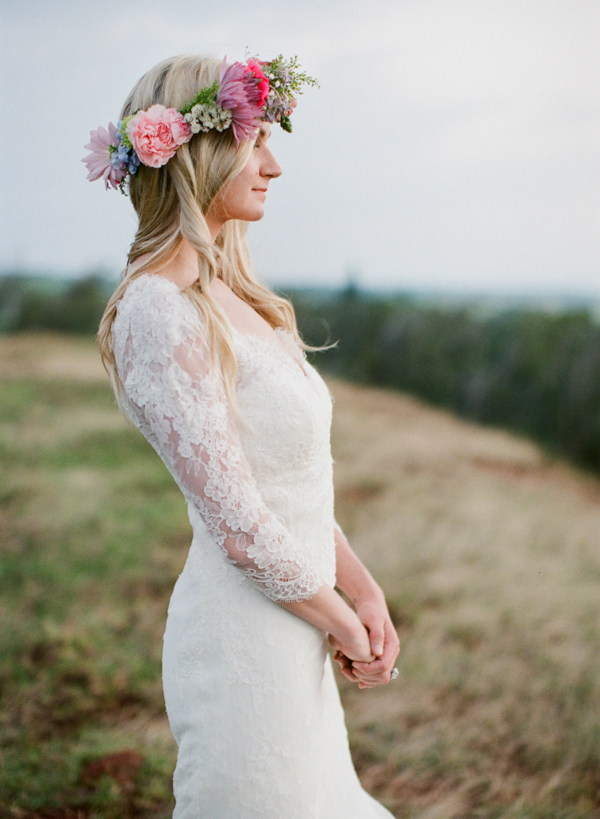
[0,370,183,817]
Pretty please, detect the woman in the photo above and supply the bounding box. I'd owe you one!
[86,53,400,818]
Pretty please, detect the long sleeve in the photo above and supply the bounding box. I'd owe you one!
[112,277,324,603]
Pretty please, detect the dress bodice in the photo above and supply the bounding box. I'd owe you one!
[111,273,337,602]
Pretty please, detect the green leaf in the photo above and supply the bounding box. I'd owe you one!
[119,116,135,150]
[179,81,219,115]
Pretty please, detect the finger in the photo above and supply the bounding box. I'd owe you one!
[354,653,395,682]
[341,667,360,682]
[338,659,356,676]
[356,667,391,686]
[352,658,386,675]
[351,665,386,683]
[334,651,355,668]
[368,622,385,657]
[354,670,386,685]
[333,652,360,681]
[377,621,400,667]
[351,656,392,682]
[354,641,400,684]
[334,650,352,666]
[357,608,385,657]
[352,668,385,682]
[339,660,360,682]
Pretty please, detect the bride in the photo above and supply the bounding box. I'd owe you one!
[87,53,400,818]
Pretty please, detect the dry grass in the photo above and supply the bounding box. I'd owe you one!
[330,380,600,817]
[0,332,108,382]
[2,333,600,818]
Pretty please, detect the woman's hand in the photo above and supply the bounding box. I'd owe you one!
[280,585,376,665]
[352,598,400,688]
[332,596,400,689]
[328,623,375,664]
[330,524,400,688]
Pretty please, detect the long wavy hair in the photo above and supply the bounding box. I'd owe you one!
[97,54,307,408]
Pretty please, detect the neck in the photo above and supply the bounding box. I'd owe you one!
[206,214,224,242]
[155,239,202,290]
[177,238,201,269]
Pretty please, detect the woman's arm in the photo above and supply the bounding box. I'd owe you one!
[114,279,322,602]
[113,278,374,663]
[280,585,374,662]
[332,523,401,687]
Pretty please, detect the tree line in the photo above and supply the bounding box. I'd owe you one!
[2,274,599,471]
[292,285,600,471]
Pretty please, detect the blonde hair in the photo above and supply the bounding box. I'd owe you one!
[97,54,306,408]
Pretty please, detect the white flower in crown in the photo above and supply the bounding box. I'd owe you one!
[185,102,232,134]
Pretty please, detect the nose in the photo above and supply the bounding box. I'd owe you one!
[262,147,282,179]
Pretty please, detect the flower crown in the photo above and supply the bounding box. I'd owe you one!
[83,55,317,192]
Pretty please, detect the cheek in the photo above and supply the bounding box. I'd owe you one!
[223,167,264,219]
[223,178,249,212]
[224,169,254,211]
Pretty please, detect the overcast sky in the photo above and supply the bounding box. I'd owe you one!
[2,0,599,294]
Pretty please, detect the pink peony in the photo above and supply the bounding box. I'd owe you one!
[246,59,270,106]
[126,105,192,168]
[162,107,192,146]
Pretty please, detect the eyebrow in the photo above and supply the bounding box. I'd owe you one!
[257,126,270,139]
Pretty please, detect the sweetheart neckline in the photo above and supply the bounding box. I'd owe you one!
[230,326,310,380]
[128,272,310,379]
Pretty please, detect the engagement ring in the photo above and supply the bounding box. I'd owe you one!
[390,667,399,681]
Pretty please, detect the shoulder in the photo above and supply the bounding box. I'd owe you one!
[113,273,203,351]
[119,272,183,307]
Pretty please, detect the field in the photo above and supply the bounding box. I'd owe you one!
[1,332,600,818]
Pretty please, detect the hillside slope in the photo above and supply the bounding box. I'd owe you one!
[2,333,600,818]
[331,379,600,817]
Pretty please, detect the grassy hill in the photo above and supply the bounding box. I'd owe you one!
[1,333,600,818]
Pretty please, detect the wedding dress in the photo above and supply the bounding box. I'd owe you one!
[111,273,394,819]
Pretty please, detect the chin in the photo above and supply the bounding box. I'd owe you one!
[242,207,266,222]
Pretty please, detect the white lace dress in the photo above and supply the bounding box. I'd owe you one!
[111,273,394,819]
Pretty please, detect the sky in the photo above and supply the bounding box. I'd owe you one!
[2,0,599,295]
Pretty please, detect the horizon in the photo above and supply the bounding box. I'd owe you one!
[4,267,600,308]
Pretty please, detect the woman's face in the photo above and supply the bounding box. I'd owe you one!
[206,124,282,237]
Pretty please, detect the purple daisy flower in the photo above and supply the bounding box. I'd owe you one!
[82,123,127,190]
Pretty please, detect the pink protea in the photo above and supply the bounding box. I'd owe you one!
[217,59,263,146]
[82,123,127,190]
[126,105,192,168]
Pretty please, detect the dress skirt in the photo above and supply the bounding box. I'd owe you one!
[162,520,395,819]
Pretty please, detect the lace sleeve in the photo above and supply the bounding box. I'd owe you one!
[113,278,323,603]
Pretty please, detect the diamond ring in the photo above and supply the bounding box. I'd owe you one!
[390,667,399,681]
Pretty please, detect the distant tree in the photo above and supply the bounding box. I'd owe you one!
[0,274,107,334]
[54,276,107,334]
[287,288,600,471]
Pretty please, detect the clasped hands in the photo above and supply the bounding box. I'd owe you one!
[329,597,400,689]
